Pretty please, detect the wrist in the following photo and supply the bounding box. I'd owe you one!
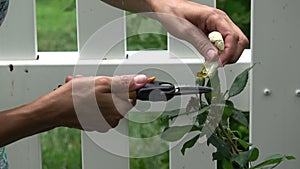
[27,94,62,130]
[0,99,58,146]
[145,0,161,12]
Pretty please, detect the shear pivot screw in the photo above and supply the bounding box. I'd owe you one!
[263,88,271,96]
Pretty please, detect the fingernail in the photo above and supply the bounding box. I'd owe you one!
[65,76,73,83]
[134,74,147,84]
[206,49,218,61]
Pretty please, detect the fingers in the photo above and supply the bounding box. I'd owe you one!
[156,12,219,61]
[99,94,133,129]
[65,75,84,83]
[209,10,249,64]
[219,27,249,64]
[111,74,148,93]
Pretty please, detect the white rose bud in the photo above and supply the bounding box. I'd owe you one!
[197,31,224,78]
[208,31,224,52]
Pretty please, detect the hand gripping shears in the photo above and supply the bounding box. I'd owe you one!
[133,80,212,101]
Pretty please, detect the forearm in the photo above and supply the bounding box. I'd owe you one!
[101,0,158,13]
[0,98,58,147]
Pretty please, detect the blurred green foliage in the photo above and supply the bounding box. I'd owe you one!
[36,0,77,51]
[41,128,81,169]
[217,0,251,48]
[126,13,168,51]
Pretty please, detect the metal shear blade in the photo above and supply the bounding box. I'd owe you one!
[173,86,213,96]
[136,81,212,101]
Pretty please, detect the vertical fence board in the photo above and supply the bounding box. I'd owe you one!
[81,120,130,169]
[76,0,125,60]
[0,0,37,60]
[77,1,128,166]
[251,0,300,168]
[168,1,217,168]
[6,136,41,169]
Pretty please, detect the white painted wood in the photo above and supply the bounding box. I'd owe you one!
[81,121,130,169]
[251,0,300,168]
[76,0,125,60]
[76,2,127,165]
[6,136,41,169]
[0,62,75,169]
[0,0,37,60]
[168,0,219,168]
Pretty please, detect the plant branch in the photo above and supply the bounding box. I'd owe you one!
[218,123,239,154]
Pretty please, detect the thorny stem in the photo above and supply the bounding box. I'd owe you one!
[218,123,239,154]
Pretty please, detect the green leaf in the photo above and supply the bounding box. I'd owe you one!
[161,108,185,120]
[207,134,232,159]
[225,100,234,108]
[233,147,259,167]
[205,78,212,105]
[205,92,212,105]
[181,134,200,155]
[231,110,249,127]
[196,77,206,86]
[196,105,210,125]
[161,125,194,142]
[197,111,208,126]
[237,138,251,150]
[251,154,296,169]
[213,151,225,161]
[223,100,234,119]
[222,159,235,169]
[229,64,255,98]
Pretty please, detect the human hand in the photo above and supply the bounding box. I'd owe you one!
[45,74,148,132]
[147,0,249,65]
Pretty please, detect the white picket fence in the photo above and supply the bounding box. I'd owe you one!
[0,0,299,168]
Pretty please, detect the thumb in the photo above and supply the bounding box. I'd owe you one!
[187,27,219,62]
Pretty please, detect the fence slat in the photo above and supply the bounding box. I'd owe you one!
[76,0,125,60]
[168,1,218,168]
[6,136,41,169]
[251,0,300,168]
[0,0,37,60]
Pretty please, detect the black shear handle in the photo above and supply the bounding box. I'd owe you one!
[136,81,175,101]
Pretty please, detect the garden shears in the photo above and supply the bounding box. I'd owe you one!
[131,80,212,102]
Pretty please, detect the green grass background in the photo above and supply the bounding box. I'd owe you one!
[36,0,77,51]
[36,0,250,168]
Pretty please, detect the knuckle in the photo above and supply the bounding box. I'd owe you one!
[208,8,224,21]
[216,9,227,17]
[96,76,111,86]
[208,12,219,22]
[239,36,249,47]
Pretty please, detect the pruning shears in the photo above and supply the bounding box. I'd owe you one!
[56,78,212,102]
[132,80,212,101]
